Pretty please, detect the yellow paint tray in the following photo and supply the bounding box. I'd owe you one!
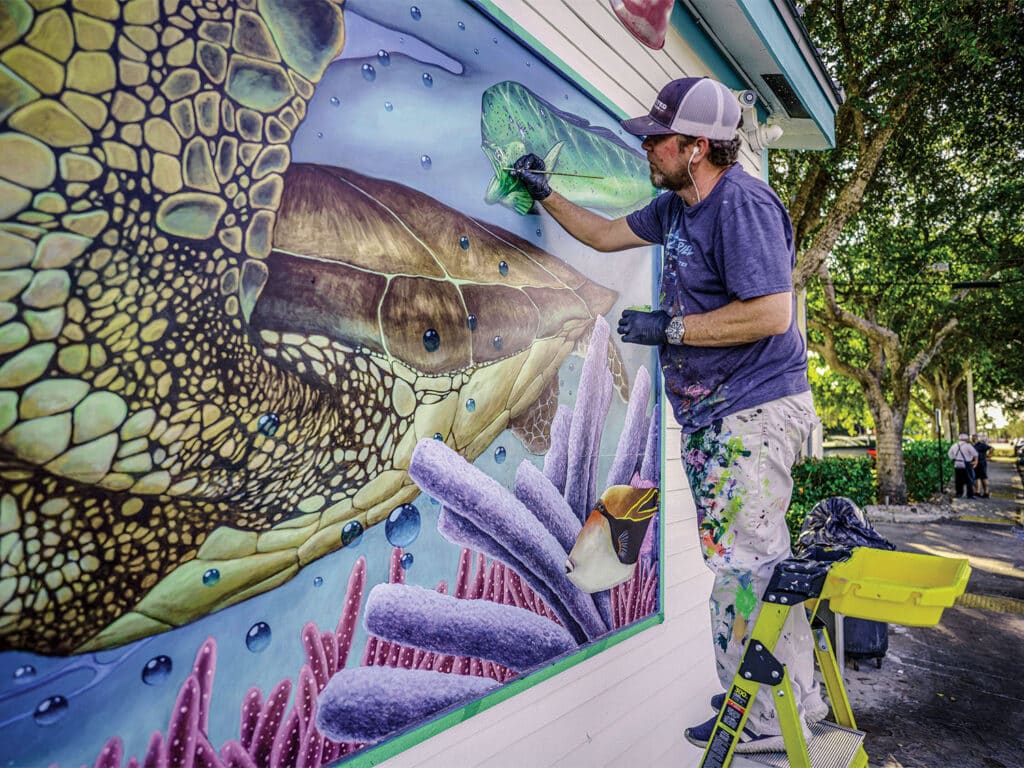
[822,548,971,626]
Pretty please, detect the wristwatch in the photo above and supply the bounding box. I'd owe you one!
[665,315,686,345]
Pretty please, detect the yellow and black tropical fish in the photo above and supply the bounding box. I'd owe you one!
[565,485,658,593]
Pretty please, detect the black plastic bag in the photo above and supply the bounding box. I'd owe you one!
[794,496,895,555]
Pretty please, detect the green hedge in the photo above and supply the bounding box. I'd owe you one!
[786,456,875,543]
[903,439,952,501]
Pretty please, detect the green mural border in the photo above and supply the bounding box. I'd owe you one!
[330,5,668,765]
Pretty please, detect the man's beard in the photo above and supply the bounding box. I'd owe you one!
[650,164,691,192]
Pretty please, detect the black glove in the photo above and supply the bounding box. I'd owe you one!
[511,153,552,201]
[617,309,671,346]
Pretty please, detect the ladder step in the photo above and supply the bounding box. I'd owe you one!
[729,721,865,768]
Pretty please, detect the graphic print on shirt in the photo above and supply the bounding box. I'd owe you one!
[657,230,693,313]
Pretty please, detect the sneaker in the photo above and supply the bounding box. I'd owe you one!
[684,714,788,754]
[709,693,829,724]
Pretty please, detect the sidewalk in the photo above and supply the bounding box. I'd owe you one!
[842,456,1024,768]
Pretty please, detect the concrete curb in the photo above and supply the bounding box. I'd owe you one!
[864,504,955,524]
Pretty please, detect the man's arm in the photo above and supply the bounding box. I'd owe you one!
[538,191,650,252]
[512,153,650,252]
[681,291,792,347]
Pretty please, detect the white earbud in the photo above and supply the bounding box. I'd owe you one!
[691,146,699,159]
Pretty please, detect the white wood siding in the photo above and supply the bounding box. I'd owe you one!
[377,2,765,765]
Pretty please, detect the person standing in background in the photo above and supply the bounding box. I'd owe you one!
[948,433,978,498]
[511,76,826,754]
[971,434,992,498]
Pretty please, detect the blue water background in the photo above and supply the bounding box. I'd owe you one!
[0,2,658,765]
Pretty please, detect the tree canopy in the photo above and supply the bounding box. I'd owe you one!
[771,0,1024,501]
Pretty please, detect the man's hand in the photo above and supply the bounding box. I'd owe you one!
[617,309,670,346]
[511,153,552,201]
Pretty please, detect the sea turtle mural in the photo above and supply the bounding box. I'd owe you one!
[0,0,624,655]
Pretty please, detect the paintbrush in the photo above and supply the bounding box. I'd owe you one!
[501,167,604,179]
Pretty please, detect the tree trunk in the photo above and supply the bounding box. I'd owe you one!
[866,396,908,505]
[955,390,970,436]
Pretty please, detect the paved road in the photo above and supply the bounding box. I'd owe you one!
[842,456,1024,768]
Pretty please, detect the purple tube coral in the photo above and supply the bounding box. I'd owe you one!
[564,316,611,520]
[513,460,581,553]
[542,404,572,494]
[316,666,500,744]
[606,365,652,488]
[409,438,607,642]
[364,583,576,671]
[641,400,661,485]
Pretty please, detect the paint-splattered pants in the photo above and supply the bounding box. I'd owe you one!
[682,391,825,736]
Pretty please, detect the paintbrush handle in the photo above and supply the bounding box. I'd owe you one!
[501,167,604,179]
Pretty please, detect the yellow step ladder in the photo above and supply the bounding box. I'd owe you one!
[699,547,972,768]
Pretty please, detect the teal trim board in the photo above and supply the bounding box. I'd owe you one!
[736,0,837,146]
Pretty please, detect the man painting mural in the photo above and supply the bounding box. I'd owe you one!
[512,77,825,752]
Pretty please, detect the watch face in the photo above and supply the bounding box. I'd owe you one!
[666,316,685,345]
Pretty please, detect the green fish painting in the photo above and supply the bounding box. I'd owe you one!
[480,81,657,216]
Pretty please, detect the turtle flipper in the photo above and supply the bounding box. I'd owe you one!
[510,376,560,453]
[606,336,632,402]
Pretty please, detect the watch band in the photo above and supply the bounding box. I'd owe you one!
[665,315,686,345]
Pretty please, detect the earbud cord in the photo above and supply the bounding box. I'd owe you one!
[688,154,727,204]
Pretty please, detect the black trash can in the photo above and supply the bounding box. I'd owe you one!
[794,496,895,668]
[843,616,888,669]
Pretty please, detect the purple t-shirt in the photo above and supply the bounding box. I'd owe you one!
[626,164,809,431]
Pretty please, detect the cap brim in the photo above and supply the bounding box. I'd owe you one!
[620,115,675,137]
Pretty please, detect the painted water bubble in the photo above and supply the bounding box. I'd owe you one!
[458,21,466,30]
[257,413,280,436]
[459,235,470,249]
[466,314,477,331]
[466,398,476,413]
[313,575,324,588]
[141,655,173,686]
[474,48,479,54]
[341,519,363,547]
[494,446,507,464]
[420,154,432,169]
[33,695,69,726]
[400,552,415,569]
[385,503,421,548]
[361,63,376,81]
[202,568,220,586]
[317,132,323,138]
[422,72,433,88]
[498,260,509,276]
[377,49,391,66]
[423,328,440,352]
[433,432,443,441]
[536,228,542,237]
[385,101,394,112]
[492,335,503,351]
[410,6,421,20]
[245,622,272,653]
[330,96,340,106]
[13,664,36,682]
